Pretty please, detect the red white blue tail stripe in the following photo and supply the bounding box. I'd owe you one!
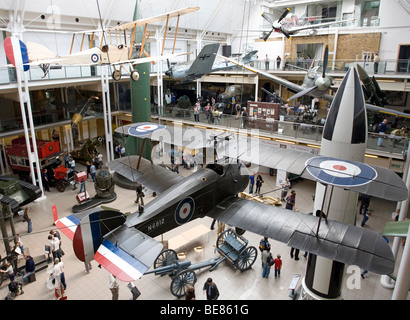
[55,215,80,241]
[52,205,79,241]
[4,37,30,72]
[94,239,147,282]
[73,212,102,263]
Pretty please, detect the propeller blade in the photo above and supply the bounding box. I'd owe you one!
[322,46,329,78]
[278,8,290,23]
[261,12,274,25]
[288,86,318,101]
[281,29,291,39]
[263,28,274,42]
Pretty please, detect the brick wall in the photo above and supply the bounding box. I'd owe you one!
[283,32,381,61]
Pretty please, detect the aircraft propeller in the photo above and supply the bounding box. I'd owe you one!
[262,8,291,41]
[289,46,333,101]
[165,59,173,77]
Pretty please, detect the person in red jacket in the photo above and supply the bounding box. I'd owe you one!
[274,254,282,279]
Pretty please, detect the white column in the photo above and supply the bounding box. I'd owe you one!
[100,65,114,162]
[254,75,259,102]
[392,224,410,299]
[12,31,46,200]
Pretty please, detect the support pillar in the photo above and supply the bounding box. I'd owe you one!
[100,65,114,163]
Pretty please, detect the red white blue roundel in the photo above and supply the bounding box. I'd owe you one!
[128,123,166,137]
[306,156,377,187]
[91,53,99,63]
[175,197,195,225]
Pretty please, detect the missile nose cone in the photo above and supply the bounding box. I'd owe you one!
[356,64,368,81]
[323,67,366,145]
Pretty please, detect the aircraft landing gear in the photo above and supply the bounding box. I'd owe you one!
[130,70,140,82]
[112,69,121,81]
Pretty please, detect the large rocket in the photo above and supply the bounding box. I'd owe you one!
[302,67,368,299]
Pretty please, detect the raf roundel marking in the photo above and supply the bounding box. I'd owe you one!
[91,53,99,63]
[128,122,166,137]
[175,197,195,225]
[306,156,377,187]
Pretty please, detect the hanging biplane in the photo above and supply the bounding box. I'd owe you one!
[52,69,407,284]
[4,7,199,82]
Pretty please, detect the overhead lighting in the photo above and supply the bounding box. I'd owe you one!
[365,154,379,159]
[307,144,321,149]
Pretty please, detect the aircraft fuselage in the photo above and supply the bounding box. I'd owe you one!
[124,163,249,238]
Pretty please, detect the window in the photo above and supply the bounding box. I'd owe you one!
[361,1,380,26]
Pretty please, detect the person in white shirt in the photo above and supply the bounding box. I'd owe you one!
[52,258,66,290]
[97,153,103,168]
[109,274,119,300]
[48,235,61,262]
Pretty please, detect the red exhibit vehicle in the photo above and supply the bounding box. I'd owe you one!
[6,137,61,178]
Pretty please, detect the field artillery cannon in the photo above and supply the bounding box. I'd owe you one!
[146,229,257,298]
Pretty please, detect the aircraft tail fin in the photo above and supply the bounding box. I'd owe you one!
[4,37,30,71]
[52,205,80,241]
[72,209,126,265]
[184,43,220,81]
[241,50,258,64]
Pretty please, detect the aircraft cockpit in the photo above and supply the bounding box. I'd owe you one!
[206,163,225,176]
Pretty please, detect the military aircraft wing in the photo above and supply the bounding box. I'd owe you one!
[114,122,408,201]
[287,20,351,35]
[112,52,191,67]
[217,134,407,201]
[365,103,410,119]
[106,156,184,194]
[216,54,305,94]
[207,196,395,275]
[302,156,408,201]
[114,122,223,150]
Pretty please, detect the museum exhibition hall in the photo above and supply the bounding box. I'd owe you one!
[0,0,409,302]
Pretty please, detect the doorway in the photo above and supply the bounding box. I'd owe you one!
[397,45,410,73]
[296,43,324,67]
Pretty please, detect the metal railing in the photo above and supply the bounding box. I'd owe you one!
[255,58,410,75]
[1,56,409,86]
[153,106,409,156]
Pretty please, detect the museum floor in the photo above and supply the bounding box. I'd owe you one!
[0,150,408,301]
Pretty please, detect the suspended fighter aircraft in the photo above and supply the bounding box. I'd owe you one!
[165,43,258,83]
[216,51,410,119]
[52,69,407,283]
[3,7,199,82]
[260,8,351,40]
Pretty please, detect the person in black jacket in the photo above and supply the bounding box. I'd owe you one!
[203,278,219,300]
[23,255,35,284]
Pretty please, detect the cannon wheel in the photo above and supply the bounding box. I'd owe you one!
[154,249,178,270]
[170,270,197,298]
[216,229,236,249]
[236,246,258,272]
[55,181,66,192]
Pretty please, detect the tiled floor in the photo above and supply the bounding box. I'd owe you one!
[0,151,408,301]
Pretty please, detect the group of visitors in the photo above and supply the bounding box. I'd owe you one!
[260,236,282,279]
[114,144,126,159]
[264,54,282,70]
[248,173,264,195]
